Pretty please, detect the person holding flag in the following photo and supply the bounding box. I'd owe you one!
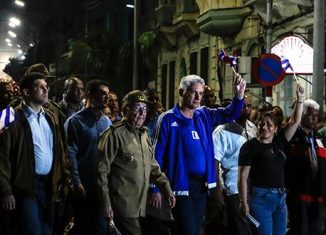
[150,74,246,235]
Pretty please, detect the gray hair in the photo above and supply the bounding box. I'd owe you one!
[303,99,320,114]
[178,75,205,93]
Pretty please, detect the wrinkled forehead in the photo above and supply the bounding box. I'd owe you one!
[132,102,147,107]
[305,106,319,114]
[188,82,204,91]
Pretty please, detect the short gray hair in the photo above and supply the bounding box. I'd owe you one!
[178,75,205,92]
[303,99,320,114]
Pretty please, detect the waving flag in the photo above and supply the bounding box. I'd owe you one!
[281,56,293,72]
[281,56,299,83]
[218,49,238,75]
[0,107,16,132]
[218,50,237,67]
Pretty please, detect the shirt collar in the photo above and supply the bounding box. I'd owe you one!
[23,103,45,118]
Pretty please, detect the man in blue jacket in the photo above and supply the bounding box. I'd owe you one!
[150,74,246,235]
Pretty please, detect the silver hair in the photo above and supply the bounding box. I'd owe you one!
[303,99,320,114]
[178,75,205,93]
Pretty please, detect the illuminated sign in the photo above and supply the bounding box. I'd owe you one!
[271,36,313,74]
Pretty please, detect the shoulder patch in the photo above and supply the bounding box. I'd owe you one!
[111,121,126,130]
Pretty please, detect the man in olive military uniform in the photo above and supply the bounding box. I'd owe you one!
[97,90,176,235]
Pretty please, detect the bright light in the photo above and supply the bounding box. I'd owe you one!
[7,42,13,47]
[9,22,16,28]
[17,44,21,48]
[15,0,25,7]
[21,55,26,60]
[29,43,34,47]
[9,17,21,26]
[18,49,23,54]
[5,38,11,43]
[8,31,17,38]
[126,4,134,8]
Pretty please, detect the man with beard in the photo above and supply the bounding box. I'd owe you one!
[0,73,68,235]
[64,79,112,235]
[97,90,175,235]
[212,96,256,234]
[58,77,85,118]
[285,99,326,235]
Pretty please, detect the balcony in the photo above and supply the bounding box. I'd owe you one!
[197,7,251,37]
[155,0,199,48]
[156,3,175,25]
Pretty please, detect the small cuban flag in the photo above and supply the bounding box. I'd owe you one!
[0,106,16,133]
[218,50,237,67]
[281,56,293,72]
[281,56,299,83]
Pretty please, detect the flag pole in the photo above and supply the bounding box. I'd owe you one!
[292,72,299,83]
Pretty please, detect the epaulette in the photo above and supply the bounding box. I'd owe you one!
[46,100,61,110]
[110,121,126,130]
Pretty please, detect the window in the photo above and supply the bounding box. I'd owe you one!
[200,47,208,83]
[169,61,176,109]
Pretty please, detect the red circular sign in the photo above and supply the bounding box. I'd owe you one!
[252,53,286,86]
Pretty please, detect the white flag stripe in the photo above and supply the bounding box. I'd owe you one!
[0,107,16,131]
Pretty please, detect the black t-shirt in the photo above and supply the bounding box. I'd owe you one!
[239,132,288,188]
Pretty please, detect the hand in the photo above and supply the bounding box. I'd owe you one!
[73,183,86,198]
[104,207,114,220]
[149,192,162,209]
[233,74,246,100]
[296,83,305,102]
[239,200,249,217]
[216,188,225,208]
[168,194,176,208]
[2,195,16,210]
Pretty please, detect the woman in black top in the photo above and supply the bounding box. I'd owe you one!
[238,84,304,235]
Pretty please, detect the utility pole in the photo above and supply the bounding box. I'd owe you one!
[265,0,273,104]
[132,0,138,89]
[312,0,325,113]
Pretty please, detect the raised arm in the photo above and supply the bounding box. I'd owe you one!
[284,84,305,141]
[234,74,246,100]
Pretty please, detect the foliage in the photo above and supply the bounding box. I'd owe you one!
[3,58,26,82]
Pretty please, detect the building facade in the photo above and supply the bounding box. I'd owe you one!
[153,0,317,116]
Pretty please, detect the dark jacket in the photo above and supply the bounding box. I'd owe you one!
[285,126,326,196]
[0,102,68,198]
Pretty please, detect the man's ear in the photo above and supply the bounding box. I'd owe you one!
[22,88,30,97]
[122,106,129,116]
[179,88,184,97]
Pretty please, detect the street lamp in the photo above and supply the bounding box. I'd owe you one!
[8,30,17,38]
[8,17,21,28]
[14,1,25,7]
[133,0,138,89]
[126,1,138,89]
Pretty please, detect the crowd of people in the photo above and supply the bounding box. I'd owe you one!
[0,63,326,235]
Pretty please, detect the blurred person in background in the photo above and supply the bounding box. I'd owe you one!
[107,91,122,123]
[58,77,85,118]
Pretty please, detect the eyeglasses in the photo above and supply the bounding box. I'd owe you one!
[132,105,147,113]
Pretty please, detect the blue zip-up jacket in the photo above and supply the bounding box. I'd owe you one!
[152,97,244,195]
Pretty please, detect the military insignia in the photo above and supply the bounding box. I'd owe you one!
[138,95,145,101]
